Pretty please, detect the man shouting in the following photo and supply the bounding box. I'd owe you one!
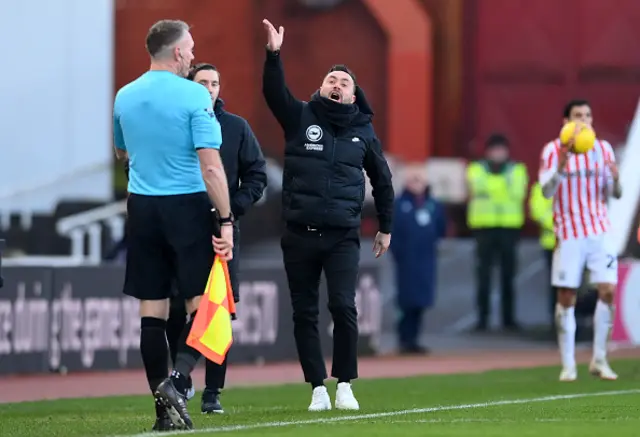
[261,18,394,412]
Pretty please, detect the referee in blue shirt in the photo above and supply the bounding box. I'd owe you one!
[113,20,233,431]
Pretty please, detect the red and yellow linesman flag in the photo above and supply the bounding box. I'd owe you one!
[186,256,236,364]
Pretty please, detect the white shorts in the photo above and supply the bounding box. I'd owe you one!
[551,233,618,288]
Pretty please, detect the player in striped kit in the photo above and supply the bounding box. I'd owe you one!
[538,99,622,382]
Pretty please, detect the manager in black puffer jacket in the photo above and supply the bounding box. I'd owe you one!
[261,19,394,412]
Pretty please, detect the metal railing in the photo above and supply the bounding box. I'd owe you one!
[3,200,127,267]
[55,200,127,264]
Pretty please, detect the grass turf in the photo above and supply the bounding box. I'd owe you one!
[2,359,640,437]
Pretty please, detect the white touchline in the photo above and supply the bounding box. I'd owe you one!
[392,417,634,424]
[117,389,640,437]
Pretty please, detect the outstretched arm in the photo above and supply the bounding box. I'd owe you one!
[262,19,304,139]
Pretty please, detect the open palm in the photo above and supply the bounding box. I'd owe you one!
[263,18,284,52]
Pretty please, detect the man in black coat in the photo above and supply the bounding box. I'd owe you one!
[165,63,267,414]
[261,19,394,412]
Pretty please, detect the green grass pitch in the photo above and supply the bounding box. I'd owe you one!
[3,359,640,437]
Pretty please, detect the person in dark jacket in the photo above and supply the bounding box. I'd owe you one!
[261,19,394,412]
[165,63,267,414]
[390,164,446,354]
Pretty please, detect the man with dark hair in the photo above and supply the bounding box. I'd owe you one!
[328,64,356,81]
[261,19,394,411]
[539,98,622,382]
[113,19,234,431]
[466,133,528,331]
[563,99,591,120]
[165,62,267,414]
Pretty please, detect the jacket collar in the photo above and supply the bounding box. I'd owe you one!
[214,98,226,117]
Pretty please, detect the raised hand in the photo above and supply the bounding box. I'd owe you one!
[557,140,573,172]
[262,18,284,52]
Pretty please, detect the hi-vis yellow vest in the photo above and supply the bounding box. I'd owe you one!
[528,182,556,250]
[466,160,528,229]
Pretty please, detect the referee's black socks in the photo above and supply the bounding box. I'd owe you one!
[140,317,169,394]
[170,310,202,395]
[166,302,187,366]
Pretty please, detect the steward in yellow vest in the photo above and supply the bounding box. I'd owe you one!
[466,160,528,229]
[465,134,528,331]
[529,181,557,322]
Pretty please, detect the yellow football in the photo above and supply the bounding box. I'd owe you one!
[559,121,596,154]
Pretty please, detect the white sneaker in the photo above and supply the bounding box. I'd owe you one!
[308,386,332,411]
[335,382,359,410]
[589,359,618,380]
[559,366,577,382]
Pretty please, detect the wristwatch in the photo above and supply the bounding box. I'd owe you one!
[218,214,234,226]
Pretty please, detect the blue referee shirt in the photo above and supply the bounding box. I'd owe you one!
[113,70,222,195]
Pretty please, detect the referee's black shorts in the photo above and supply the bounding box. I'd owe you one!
[123,192,214,301]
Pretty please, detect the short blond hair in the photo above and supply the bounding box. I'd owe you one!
[145,20,189,58]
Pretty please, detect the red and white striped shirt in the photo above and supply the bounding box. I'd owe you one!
[538,138,616,240]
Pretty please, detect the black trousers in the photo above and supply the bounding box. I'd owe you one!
[543,249,558,323]
[281,224,360,384]
[474,228,519,328]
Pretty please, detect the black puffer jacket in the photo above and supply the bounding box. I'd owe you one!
[262,49,394,232]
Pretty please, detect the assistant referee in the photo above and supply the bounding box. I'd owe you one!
[113,20,233,431]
